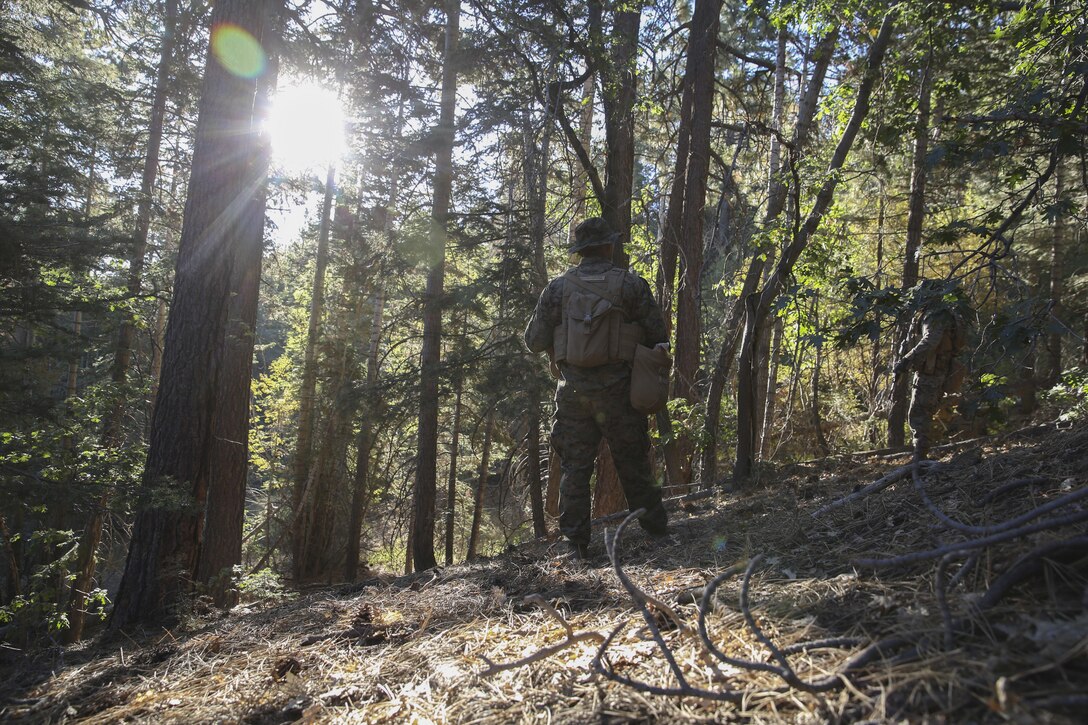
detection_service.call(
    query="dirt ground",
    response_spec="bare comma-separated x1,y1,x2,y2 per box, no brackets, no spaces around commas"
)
2,422,1086,723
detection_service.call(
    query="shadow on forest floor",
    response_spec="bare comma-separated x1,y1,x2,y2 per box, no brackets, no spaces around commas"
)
2,421,1087,723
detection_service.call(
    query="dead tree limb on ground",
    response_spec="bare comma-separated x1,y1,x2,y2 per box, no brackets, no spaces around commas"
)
911,463,1088,536
811,460,941,517
591,511,914,699
476,594,605,677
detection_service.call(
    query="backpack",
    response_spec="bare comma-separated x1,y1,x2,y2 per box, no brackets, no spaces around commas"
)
552,268,642,368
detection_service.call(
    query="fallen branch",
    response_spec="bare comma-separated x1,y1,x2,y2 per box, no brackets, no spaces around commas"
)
591,512,748,702
594,512,904,701
912,463,1088,536
812,461,941,517
476,594,605,677
855,509,1088,568
973,536,1088,612
977,476,1052,505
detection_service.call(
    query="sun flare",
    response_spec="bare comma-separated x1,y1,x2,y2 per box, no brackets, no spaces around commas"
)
266,82,346,174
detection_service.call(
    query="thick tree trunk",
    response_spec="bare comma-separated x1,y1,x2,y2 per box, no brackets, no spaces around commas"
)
412,0,459,572
889,66,932,446
195,29,278,602
109,0,274,630
736,14,895,482
598,4,640,246
671,0,722,486
292,164,336,581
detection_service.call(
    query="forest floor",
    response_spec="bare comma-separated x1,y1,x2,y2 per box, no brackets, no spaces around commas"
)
2,422,1087,724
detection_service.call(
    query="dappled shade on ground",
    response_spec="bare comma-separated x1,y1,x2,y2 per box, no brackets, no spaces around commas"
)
2,422,1086,723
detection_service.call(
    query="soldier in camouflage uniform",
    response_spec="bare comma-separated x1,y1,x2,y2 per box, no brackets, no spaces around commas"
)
894,280,971,458
524,217,669,559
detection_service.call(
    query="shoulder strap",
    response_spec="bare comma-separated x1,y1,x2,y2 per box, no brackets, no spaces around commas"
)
563,269,620,306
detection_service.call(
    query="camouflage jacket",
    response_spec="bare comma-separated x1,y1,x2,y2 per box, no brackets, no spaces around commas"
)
524,257,667,391
899,307,963,376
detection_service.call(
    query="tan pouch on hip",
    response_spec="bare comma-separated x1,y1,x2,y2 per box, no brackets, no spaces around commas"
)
630,344,672,414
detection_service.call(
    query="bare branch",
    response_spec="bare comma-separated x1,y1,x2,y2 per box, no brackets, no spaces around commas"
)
476,595,605,678
811,460,941,517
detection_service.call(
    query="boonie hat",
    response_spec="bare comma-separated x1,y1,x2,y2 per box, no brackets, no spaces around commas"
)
570,217,621,253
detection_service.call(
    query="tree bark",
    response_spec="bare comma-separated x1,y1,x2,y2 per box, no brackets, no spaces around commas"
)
292,163,336,581
1042,159,1069,387
598,3,641,248
412,0,460,572
759,315,784,458
444,375,463,565
109,0,275,629
810,292,831,455
194,36,277,601
889,64,932,446
466,414,493,561
671,0,722,486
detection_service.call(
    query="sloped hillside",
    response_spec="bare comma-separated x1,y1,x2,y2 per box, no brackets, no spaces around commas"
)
3,423,1086,723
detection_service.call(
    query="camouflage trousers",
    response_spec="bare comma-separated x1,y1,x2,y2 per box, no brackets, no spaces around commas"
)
908,373,949,455
549,377,667,547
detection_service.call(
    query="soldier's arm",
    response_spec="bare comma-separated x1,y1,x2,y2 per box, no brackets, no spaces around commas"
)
628,275,668,346
898,314,949,370
524,280,562,353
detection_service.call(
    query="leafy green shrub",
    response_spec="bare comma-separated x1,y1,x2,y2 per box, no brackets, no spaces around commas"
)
1042,368,1088,422
237,567,291,603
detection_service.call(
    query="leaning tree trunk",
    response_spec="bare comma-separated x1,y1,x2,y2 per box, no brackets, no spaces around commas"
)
736,13,895,482
888,64,932,446
109,0,275,630
292,164,336,581
412,0,460,572
700,26,837,484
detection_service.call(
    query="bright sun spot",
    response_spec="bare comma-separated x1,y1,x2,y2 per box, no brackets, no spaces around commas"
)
266,82,346,174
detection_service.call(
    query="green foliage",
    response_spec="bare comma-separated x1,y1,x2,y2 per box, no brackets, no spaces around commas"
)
1041,368,1088,422
237,568,292,603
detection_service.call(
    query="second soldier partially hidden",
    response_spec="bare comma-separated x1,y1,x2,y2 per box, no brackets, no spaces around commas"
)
524,217,670,560
894,279,972,458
